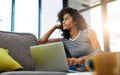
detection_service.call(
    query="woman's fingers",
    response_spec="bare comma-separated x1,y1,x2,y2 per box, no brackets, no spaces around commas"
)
67,57,76,66
67,57,83,66
73,58,82,65
55,24,62,29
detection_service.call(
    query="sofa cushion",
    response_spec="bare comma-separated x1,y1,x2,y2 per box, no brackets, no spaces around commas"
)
0,31,38,71
0,48,23,72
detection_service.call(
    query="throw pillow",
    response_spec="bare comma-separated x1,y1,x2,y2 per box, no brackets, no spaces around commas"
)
0,48,23,72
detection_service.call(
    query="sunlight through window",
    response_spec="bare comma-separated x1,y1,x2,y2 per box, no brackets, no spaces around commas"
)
107,0,120,52
14,0,38,37
0,0,11,31
90,6,104,50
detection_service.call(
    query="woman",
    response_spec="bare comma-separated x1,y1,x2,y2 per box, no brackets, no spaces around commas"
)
39,7,101,71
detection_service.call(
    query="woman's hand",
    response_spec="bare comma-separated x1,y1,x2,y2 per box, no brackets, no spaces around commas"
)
67,57,83,66
54,24,62,29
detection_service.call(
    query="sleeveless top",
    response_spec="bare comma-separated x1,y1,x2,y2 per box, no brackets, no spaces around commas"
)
61,28,95,58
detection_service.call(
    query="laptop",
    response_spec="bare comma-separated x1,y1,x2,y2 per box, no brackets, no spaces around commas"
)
30,42,69,72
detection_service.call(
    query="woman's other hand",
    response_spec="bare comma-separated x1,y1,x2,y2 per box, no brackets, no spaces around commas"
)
67,57,83,66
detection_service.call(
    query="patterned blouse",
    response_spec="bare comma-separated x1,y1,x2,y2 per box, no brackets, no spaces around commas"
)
61,28,95,58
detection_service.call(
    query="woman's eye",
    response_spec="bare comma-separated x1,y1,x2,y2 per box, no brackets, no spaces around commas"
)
65,18,69,20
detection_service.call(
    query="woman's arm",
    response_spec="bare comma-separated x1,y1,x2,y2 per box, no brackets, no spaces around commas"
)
38,24,61,44
88,31,101,50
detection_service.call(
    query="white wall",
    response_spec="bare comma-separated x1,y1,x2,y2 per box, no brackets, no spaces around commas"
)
41,0,63,38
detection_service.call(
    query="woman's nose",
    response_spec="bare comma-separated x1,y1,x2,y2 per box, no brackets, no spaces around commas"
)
62,20,65,24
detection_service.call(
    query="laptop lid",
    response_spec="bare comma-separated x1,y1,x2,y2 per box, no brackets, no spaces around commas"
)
30,42,69,72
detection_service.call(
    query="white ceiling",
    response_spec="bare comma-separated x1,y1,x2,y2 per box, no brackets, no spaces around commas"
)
68,0,115,12
80,0,100,6
68,0,100,10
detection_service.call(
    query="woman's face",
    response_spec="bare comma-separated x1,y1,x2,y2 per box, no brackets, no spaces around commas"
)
62,13,76,30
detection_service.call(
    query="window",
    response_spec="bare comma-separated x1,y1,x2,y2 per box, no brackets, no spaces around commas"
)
107,0,120,52
89,0,120,52
0,0,63,39
41,0,63,38
0,0,12,31
14,0,39,37
90,6,104,50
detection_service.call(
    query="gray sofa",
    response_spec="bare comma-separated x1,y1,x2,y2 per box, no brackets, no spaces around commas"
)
0,31,68,75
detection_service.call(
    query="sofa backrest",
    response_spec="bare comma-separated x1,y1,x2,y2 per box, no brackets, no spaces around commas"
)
0,31,38,71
